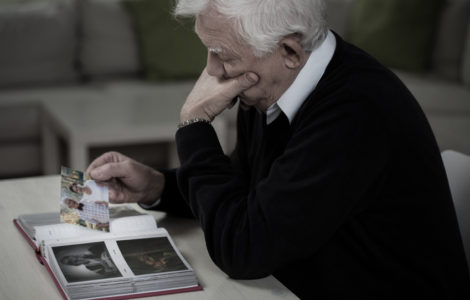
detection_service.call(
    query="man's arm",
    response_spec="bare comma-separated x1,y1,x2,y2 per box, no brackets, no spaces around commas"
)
141,169,194,218
86,153,194,217
175,98,389,279
87,152,165,205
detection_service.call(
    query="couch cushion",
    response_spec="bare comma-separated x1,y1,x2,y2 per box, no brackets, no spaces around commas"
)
0,0,78,87
123,0,206,80
349,0,444,72
431,0,470,81
79,0,141,78
462,16,470,87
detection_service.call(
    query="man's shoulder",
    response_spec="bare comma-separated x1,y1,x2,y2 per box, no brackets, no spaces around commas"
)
301,36,416,118
328,35,409,97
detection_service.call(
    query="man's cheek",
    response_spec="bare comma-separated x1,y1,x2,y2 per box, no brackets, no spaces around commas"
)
240,82,261,98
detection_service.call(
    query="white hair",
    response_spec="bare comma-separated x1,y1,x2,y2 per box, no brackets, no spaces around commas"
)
174,0,328,57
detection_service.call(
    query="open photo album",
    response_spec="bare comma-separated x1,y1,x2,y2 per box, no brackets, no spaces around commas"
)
14,206,201,300
14,166,201,300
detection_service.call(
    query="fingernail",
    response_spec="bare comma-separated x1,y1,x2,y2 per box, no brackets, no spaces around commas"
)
247,73,258,83
90,169,98,179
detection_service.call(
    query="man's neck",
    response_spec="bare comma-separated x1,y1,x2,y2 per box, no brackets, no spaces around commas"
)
269,52,311,108
265,30,337,124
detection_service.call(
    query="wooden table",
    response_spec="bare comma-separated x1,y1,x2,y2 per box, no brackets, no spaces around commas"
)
0,175,298,300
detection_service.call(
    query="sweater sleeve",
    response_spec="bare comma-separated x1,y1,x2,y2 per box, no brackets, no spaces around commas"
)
141,169,194,218
175,98,389,279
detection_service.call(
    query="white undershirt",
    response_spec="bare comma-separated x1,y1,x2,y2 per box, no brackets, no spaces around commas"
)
266,30,336,125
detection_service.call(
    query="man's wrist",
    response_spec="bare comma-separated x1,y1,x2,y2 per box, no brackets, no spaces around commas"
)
177,118,211,129
138,198,161,209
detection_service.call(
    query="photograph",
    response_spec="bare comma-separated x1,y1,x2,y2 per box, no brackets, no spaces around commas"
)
53,242,122,283
117,237,187,275
60,166,110,232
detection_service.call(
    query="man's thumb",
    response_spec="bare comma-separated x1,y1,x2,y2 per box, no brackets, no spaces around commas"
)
239,72,259,89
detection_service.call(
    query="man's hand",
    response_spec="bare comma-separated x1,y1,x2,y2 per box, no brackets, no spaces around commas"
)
180,68,259,122
86,151,164,205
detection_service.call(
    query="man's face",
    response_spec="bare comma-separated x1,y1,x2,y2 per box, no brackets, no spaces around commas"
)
195,8,294,112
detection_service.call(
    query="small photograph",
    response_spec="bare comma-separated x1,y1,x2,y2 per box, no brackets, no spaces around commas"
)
60,166,110,232
53,242,122,283
117,237,187,275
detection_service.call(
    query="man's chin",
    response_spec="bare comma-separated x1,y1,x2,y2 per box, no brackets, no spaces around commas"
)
238,95,253,111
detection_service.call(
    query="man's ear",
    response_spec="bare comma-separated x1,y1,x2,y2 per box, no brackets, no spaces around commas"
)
279,35,306,69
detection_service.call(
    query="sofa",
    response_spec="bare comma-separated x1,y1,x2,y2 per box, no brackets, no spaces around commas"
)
0,0,208,178
326,0,470,156
0,0,469,179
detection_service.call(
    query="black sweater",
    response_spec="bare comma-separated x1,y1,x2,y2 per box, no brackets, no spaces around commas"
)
158,35,470,298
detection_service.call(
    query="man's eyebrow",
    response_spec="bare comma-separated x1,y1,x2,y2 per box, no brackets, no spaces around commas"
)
208,47,224,54
208,47,241,61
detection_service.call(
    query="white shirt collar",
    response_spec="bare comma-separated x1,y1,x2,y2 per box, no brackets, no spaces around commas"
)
266,30,336,124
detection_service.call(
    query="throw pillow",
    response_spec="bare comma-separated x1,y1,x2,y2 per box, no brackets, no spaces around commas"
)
0,0,78,87
79,0,141,78
123,0,206,81
348,0,445,72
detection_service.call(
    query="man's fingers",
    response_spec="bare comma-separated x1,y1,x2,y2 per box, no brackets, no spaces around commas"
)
224,72,258,102
89,161,129,181
230,72,258,92
107,181,129,204
86,153,114,176
109,189,124,203
86,152,128,177
239,72,259,89
181,69,259,121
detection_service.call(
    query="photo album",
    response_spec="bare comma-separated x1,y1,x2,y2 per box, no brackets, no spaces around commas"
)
13,167,201,300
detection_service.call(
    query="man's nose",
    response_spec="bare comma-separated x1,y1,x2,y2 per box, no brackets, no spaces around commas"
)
206,52,225,78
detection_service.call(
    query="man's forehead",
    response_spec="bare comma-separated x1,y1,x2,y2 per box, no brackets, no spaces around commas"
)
195,9,238,43
196,19,245,59
196,29,236,57
195,14,227,42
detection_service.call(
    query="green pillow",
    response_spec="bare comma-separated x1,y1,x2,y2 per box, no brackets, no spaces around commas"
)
123,0,206,80
348,0,444,72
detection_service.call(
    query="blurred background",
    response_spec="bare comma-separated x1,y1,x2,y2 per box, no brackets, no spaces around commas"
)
0,0,469,179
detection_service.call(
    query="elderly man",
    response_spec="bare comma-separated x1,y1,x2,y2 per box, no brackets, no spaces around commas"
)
86,0,470,298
